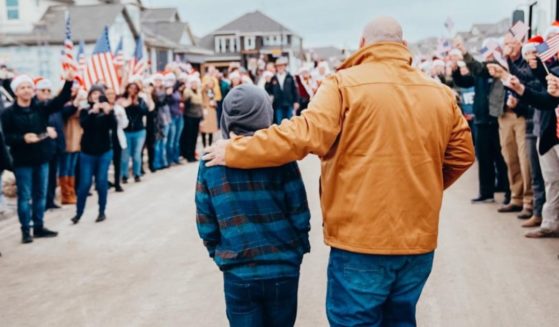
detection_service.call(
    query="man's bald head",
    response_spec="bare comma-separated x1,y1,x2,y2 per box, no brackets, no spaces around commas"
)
361,16,404,47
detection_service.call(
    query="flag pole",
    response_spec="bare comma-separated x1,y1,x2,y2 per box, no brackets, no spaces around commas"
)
539,56,551,75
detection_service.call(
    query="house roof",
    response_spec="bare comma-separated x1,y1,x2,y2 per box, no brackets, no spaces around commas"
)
143,22,190,44
141,8,180,22
0,4,137,46
199,10,298,50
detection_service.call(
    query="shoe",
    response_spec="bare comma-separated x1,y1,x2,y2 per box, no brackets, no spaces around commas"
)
46,203,62,210
134,176,141,183
71,216,81,224
96,214,106,223
522,216,542,228
115,185,124,192
498,204,523,213
471,195,495,204
33,227,58,238
122,178,128,184
21,229,33,244
517,209,533,219
525,228,559,238
108,181,115,189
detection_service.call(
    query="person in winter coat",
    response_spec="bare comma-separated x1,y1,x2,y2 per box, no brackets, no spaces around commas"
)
152,74,173,170
121,82,149,183
105,87,129,191
265,57,300,124
182,78,203,162
1,70,75,244
203,17,475,326
71,86,117,224
59,83,85,205
200,80,218,147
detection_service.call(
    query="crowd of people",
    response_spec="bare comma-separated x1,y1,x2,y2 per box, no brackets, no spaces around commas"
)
416,23,559,239
0,54,332,246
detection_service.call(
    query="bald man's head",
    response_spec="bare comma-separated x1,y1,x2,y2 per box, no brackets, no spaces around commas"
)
360,16,404,48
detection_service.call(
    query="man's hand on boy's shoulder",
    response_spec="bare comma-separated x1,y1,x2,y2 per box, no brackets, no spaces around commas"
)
203,139,230,167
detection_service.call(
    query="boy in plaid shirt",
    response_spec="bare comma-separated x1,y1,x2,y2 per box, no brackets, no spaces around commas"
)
196,85,310,327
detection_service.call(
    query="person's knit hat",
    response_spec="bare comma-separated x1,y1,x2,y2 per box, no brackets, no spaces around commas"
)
10,74,34,92
163,72,176,87
88,84,106,99
522,35,544,58
221,84,273,139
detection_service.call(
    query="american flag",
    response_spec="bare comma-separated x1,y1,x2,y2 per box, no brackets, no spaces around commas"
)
444,17,454,32
536,35,559,61
77,40,86,72
113,36,124,67
84,26,119,90
436,38,451,57
62,11,78,72
510,21,529,41
129,36,148,77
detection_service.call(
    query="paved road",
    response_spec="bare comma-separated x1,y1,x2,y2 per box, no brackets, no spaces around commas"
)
0,157,558,327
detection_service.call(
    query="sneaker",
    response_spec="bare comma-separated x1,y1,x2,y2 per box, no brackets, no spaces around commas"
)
525,228,559,238
46,203,62,210
471,195,495,204
33,227,58,238
96,214,106,223
517,209,533,219
134,176,141,183
115,185,124,193
498,204,523,213
122,178,128,184
521,216,542,228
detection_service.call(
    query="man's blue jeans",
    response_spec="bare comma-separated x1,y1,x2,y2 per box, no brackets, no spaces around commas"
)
223,273,299,327
327,248,434,327
154,124,170,169
166,116,184,164
274,105,293,125
76,151,112,217
14,163,49,230
121,130,146,179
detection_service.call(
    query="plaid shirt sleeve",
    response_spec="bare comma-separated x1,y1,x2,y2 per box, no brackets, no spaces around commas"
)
283,163,311,252
195,164,220,258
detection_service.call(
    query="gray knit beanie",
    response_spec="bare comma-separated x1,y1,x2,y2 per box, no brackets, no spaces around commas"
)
221,84,274,139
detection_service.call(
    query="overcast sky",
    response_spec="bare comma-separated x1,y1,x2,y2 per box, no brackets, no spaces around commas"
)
144,0,525,48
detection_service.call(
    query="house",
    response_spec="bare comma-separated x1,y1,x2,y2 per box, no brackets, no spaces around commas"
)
141,7,211,72
198,10,304,71
0,0,142,80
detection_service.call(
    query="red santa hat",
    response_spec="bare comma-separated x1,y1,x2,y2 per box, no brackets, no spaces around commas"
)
522,35,544,58
546,21,559,39
10,74,34,92
34,77,53,91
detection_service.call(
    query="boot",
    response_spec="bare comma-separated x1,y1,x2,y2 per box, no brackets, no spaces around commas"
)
21,228,33,244
96,214,106,223
522,216,542,228
67,177,77,204
60,177,72,205
33,226,58,238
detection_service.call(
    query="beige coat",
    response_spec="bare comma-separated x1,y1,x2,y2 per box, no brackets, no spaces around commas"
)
199,90,218,134
64,110,83,153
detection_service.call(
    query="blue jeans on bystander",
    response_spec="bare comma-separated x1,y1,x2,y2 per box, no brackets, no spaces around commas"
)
154,124,170,169
14,163,49,230
167,116,184,164
76,151,113,217
223,273,299,327
326,248,434,327
59,152,79,177
274,105,293,125
121,130,146,179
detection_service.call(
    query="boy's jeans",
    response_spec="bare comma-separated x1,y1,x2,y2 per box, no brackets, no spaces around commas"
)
327,248,434,327
14,163,49,230
223,273,299,327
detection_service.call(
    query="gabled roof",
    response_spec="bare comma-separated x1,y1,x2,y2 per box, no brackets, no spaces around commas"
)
143,22,191,44
211,10,295,35
0,4,137,45
141,8,180,23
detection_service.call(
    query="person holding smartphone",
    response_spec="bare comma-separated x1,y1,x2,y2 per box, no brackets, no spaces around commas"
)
71,85,117,224
1,69,75,244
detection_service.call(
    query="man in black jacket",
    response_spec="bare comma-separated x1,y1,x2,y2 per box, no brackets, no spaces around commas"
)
452,41,510,205
1,70,74,244
265,57,300,124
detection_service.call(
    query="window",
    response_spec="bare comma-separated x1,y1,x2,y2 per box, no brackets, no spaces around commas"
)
6,0,19,20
